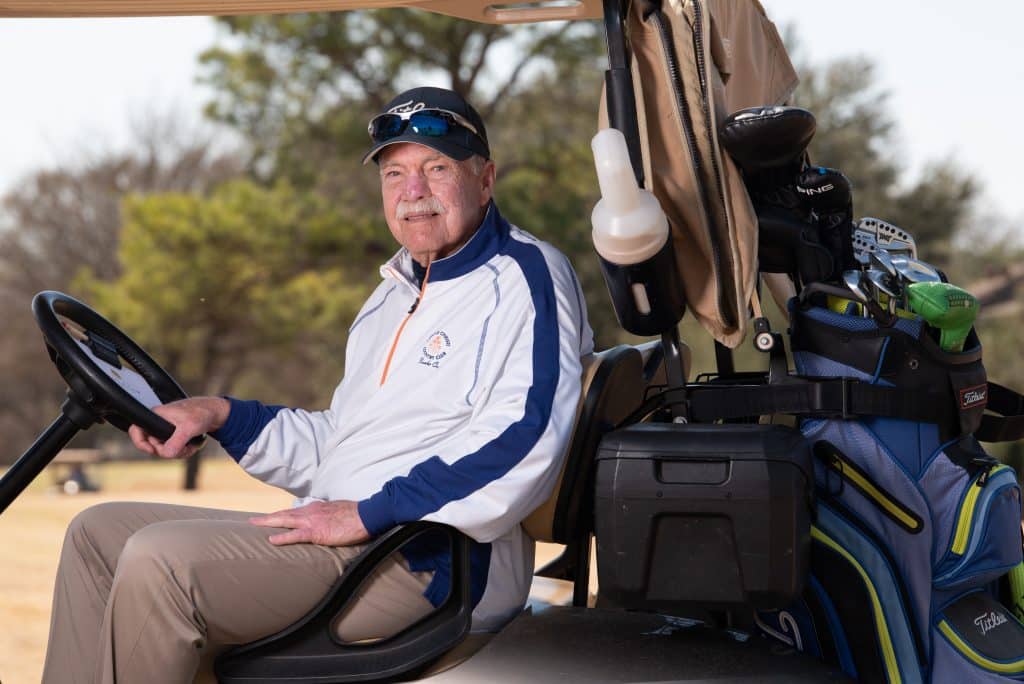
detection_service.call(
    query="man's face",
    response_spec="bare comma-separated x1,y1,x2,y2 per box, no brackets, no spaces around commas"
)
379,142,496,266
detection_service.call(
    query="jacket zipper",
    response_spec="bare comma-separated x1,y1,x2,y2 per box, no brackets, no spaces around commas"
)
379,261,431,386
649,1,736,328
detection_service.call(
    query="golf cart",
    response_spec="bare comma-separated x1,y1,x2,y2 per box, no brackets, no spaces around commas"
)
4,1,984,683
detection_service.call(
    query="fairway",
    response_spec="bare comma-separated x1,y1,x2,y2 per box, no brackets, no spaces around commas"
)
0,456,569,683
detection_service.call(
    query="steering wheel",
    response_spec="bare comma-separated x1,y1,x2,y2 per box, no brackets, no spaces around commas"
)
33,290,191,439
0,291,197,515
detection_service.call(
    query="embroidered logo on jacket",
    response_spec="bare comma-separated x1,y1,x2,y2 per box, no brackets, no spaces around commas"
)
419,331,452,368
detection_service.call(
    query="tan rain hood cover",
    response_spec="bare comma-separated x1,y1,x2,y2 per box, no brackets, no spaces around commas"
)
617,0,797,347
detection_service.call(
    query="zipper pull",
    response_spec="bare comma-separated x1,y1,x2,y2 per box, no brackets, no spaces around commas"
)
972,456,999,486
408,298,420,315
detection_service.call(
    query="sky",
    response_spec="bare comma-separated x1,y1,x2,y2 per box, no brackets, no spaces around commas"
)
0,16,220,187
768,0,1024,228
0,1,1022,230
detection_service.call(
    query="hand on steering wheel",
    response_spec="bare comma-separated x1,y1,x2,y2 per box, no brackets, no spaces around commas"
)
128,396,230,459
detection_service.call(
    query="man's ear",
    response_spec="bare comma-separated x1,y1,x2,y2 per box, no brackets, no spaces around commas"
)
479,159,497,206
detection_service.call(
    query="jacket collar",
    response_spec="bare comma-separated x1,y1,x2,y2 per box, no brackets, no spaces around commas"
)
380,201,509,287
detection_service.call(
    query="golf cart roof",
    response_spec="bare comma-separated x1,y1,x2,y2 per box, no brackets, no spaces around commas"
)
0,0,599,23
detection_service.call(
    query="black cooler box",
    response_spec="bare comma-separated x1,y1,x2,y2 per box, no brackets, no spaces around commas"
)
594,423,813,613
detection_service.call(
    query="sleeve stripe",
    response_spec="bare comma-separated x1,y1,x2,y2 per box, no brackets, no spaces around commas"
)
358,238,560,535
210,397,287,461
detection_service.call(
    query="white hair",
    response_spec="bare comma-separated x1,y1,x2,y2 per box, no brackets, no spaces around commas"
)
466,154,488,176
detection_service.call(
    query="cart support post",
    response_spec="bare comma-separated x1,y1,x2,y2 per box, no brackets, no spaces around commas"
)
602,0,643,188
0,393,97,515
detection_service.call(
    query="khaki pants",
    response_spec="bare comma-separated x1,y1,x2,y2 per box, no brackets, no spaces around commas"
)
42,501,435,684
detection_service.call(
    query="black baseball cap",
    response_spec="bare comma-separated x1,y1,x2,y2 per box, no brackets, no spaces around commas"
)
363,86,490,165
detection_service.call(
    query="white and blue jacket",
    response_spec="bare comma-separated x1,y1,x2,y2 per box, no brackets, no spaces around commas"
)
211,203,593,631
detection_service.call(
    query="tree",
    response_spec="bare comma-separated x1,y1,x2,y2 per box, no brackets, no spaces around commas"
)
0,117,241,465
199,12,603,191
80,179,381,404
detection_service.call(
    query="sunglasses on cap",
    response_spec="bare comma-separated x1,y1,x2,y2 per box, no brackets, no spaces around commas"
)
367,108,482,144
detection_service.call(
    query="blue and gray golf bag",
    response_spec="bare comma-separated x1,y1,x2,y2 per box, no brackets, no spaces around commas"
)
755,302,1024,683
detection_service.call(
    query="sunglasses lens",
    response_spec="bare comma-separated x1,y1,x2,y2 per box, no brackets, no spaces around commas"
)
369,109,478,151
371,114,405,142
408,111,452,137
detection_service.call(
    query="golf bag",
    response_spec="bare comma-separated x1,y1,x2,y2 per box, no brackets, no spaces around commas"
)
757,301,1024,683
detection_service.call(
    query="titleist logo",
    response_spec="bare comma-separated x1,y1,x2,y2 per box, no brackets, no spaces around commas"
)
960,385,988,409
387,100,426,114
975,610,1008,636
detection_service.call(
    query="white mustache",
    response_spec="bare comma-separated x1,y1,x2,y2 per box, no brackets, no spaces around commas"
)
397,197,446,220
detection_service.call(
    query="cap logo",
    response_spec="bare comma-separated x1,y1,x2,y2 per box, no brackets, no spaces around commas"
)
387,100,426,115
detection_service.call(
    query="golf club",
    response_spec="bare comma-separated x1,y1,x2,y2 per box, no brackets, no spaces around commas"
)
866,268,901,315
891,255,942,284
870,249,899,278
852,229,879,265
841,269,870,316
857,217,917,258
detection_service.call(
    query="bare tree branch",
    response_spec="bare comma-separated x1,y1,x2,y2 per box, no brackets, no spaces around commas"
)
481,24,573,121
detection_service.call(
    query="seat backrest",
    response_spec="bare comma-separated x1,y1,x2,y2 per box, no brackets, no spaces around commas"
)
522,344,650,544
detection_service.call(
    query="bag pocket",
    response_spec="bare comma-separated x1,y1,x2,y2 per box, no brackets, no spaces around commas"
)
812,503,925,683
816,440,924,534
931,589,1024,681
934,465,1022,591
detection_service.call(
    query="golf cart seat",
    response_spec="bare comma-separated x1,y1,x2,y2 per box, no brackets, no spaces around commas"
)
215,342,658,683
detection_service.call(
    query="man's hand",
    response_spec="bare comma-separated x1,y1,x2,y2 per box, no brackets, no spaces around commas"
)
249,500,371,547
128,396,230,460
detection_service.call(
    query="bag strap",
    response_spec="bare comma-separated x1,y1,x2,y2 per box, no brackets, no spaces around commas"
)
621,377,956,428
976,382,1024,442
690,378,957,424
623,378,1024,443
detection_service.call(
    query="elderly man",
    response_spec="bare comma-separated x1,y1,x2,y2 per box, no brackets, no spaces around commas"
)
42,86,593,683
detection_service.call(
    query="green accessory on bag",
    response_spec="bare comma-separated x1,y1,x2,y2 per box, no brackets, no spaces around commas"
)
906,282,979,353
